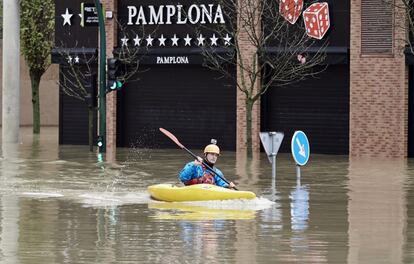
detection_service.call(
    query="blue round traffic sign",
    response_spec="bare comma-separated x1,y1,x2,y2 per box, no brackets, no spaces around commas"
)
291,131,310,166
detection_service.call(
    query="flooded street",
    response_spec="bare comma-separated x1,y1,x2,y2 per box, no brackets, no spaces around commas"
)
0,127,413,263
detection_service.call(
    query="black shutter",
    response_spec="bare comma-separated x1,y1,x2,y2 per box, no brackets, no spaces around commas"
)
117,65,237,151
261,65,350,155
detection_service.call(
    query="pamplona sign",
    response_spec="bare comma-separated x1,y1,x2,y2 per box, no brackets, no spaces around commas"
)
156,56,189,64
118,2,232,65
60,2,232,65
127,4,225,25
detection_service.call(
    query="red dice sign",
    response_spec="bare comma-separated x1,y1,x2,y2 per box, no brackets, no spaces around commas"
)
279,0,304,24
303,2,330,40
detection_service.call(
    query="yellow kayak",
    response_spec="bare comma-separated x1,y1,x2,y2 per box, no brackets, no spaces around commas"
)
147,183,256,202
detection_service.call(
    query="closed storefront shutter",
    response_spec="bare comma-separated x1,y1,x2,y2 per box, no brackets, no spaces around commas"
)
59,67,97,145
117,65,236,151
261,65,350,154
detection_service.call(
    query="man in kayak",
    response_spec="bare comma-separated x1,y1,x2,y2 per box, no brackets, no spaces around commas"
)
179,140,236,189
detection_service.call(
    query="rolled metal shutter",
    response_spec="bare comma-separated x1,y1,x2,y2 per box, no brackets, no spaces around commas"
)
361,0,393,55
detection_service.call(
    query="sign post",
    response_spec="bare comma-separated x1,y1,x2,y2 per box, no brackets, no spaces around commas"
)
291,131,310,181
260,132,284,181
94,0,106,155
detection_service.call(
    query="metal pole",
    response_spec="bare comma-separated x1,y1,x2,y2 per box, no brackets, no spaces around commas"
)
270,131,277,185
271,154,276,182
296,165,301,184
2,0,20,143
95,0,106,153
271,153,276,200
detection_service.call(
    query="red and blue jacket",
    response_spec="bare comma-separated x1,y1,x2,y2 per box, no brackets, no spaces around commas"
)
179,161,229,188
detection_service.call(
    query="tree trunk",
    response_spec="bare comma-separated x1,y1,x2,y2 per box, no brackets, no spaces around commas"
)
245,98,254,157
88,107,94,152
30,70,42,134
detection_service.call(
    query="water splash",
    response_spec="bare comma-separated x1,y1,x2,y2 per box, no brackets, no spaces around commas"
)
20,192,64,198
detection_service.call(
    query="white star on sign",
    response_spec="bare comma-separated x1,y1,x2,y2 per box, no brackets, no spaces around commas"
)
223,34,232,46
121,36,129,46
133,35,141,46
74,56,80,64
197,34,205,46
184,34,192,46
171,34,179,46
61,8,73,26
158,34,166,46
67,55,73,64
210,34,218,46
146,35,154,46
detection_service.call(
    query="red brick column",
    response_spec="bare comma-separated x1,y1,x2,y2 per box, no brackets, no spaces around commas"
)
236,0,261,157
350,0,408,158
102,0,117,162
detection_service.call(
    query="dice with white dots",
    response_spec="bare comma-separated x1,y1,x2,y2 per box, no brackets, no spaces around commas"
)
303,2,330,40
279,0,303,24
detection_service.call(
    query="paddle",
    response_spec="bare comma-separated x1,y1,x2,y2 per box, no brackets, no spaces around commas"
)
159,127,237,190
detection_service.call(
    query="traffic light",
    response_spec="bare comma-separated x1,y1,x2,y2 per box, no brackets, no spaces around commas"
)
106,80,123,92
97,135,104,152
106,58,123,93
84,73,97,108
107,58,118,80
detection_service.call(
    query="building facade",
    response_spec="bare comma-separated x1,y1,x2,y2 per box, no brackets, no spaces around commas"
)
52,0,413,158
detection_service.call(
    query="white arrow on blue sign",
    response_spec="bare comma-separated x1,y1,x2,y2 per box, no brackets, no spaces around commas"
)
291,131,310,166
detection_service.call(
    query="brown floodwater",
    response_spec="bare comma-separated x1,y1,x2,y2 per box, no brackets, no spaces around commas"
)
0,127,413,263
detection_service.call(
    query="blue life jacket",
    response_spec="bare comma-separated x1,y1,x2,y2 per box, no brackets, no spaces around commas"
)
179,161,228,188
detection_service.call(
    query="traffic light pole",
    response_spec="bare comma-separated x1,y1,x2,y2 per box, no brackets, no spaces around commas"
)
95,0,106,153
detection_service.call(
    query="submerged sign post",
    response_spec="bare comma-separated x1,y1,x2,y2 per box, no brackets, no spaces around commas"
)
291,131,310,180
260,132,284,180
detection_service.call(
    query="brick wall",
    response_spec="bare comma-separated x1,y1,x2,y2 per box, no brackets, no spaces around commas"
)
350,0,408,157
236,0,261,156
103,0,118,162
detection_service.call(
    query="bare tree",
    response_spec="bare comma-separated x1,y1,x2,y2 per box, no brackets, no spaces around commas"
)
57,47,98,151
197,0,327,156
404,0,414,53
57,43,142,151
381,0,413,53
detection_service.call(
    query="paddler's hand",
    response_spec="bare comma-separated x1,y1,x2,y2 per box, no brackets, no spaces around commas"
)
229,182,237,190
194,156,203,166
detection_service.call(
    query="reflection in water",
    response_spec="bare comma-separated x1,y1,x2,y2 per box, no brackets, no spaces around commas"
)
178,220,223,263
290,182,309,232
288,177,315,262
261,196,282,230
0,143,20,264
94,208,119,263
148,202,256,220
347,159,407,264
235,153,261,192
290,187,313,261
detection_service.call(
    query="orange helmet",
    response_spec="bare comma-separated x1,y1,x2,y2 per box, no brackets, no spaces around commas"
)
204,139,220,155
